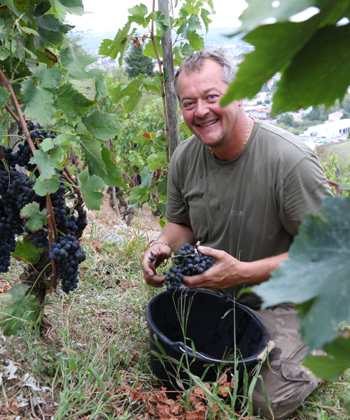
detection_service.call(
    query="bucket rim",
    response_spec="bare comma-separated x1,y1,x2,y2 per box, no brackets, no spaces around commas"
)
145,288,272,365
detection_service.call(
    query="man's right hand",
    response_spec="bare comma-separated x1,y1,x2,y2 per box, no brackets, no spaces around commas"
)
141,242,172,287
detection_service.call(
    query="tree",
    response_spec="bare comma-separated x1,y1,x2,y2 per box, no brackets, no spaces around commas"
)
278,113,293,126
124,44,155,79
221,0,350,385
342,95,350,114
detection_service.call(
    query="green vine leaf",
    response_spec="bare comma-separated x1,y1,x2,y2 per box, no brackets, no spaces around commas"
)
303,336,350,380
188,31,205,50
82,111,123,141
55,0,84,15
21,78,56,124
237,0,322,33
29,63,62,90
122,74,145,113
221,0,350,115
128,4,151,28
33,175,61,196
70,78,96,101
56,84,95,120
78,170,104,210
152,11,169,37
101,146,124,188
21,203,47,231
30,148,64,179
99,21,135,66
12,236,42,265
272,23,350,115
0,86,10,109
35,14,73,47
200,8,212,33
0,284,38,336
254,197,350,350
147,152,166,171
177,16,201,39
143,36,162,59
41,133,79,152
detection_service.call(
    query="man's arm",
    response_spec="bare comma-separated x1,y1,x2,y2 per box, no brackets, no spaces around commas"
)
141,221,196,287
182,246,288,290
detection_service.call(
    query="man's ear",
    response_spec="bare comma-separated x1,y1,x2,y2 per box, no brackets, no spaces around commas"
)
237,99,244,107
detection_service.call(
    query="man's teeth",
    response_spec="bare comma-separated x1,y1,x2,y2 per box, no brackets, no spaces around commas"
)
200,120,218,127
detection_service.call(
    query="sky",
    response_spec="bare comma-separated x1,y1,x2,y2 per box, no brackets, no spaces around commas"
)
66,0,248,33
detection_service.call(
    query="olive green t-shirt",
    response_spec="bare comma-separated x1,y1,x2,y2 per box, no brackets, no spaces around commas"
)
166,119,332,305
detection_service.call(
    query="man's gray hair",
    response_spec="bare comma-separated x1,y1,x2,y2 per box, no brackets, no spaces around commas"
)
174,49,236,102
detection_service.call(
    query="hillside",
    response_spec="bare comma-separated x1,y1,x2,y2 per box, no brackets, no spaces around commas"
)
320,140,350,163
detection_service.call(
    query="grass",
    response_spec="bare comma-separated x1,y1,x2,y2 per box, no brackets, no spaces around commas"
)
0,218,349,419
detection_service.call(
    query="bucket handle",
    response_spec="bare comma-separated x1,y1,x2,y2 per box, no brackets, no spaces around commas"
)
177,343,221,363
256,340,275,363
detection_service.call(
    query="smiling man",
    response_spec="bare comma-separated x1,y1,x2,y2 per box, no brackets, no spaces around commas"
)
141,49,332,419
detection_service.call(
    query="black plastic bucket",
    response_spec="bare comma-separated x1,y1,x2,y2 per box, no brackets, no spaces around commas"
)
145,289,274,391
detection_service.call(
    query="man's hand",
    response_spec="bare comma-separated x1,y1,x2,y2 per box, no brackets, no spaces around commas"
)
181,246,288,290
182,246,246,290
141,243,172,287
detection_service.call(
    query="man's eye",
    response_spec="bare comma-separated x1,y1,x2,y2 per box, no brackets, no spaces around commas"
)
183,102,194,108
208,94,217,100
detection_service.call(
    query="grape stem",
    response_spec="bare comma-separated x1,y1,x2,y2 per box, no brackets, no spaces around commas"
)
62,164,84,204
4,103,19,122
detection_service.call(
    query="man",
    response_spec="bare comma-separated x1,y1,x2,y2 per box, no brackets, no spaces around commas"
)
141,49,332,419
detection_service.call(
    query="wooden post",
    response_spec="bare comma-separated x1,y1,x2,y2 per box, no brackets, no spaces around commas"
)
158,0,180,158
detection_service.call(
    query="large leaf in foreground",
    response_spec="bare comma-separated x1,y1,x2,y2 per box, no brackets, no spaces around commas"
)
221,0,350,114
254,197,350,350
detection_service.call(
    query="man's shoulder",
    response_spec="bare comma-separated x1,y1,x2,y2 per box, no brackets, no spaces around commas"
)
172,135,203,159
254,119,316,157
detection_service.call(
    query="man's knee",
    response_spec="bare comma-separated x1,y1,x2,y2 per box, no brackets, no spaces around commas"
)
252,361,320,420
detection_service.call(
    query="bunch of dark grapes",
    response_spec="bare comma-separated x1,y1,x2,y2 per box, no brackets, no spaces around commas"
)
16,120,56,173
49,232,82,293
163,243,214,291
0,121,82,293
28,229,49,249
0,210,17,273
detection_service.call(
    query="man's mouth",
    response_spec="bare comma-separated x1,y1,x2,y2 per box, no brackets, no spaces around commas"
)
198,119,219,127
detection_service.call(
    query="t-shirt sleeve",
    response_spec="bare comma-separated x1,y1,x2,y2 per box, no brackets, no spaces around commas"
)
278,156,333,236
165,154,189,223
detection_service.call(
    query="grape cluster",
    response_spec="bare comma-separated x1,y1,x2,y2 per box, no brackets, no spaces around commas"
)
164,243,214,291
0,120,82,293
49,233,82,292
0,210,17,272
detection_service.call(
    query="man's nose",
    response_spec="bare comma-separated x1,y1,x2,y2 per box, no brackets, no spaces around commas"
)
195,99,210,118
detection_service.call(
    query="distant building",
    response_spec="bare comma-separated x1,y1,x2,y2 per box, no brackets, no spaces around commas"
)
247,108,271,120
327,111,343,122
304,119,350,138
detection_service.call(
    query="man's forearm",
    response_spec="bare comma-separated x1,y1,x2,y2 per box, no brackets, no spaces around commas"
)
240,252,289,285
154,221,195,253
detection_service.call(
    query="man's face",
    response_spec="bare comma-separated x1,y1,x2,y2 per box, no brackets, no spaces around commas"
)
177,59,241,148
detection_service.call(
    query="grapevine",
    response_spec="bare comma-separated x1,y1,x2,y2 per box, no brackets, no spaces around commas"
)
0,121,85,294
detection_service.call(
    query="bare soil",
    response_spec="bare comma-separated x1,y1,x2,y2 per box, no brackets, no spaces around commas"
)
84,191,162,241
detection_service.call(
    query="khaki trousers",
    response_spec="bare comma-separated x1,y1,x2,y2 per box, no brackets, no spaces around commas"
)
252,304,320,420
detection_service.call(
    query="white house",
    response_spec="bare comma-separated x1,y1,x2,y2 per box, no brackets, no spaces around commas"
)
304,119,350,138
328,111,343,122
